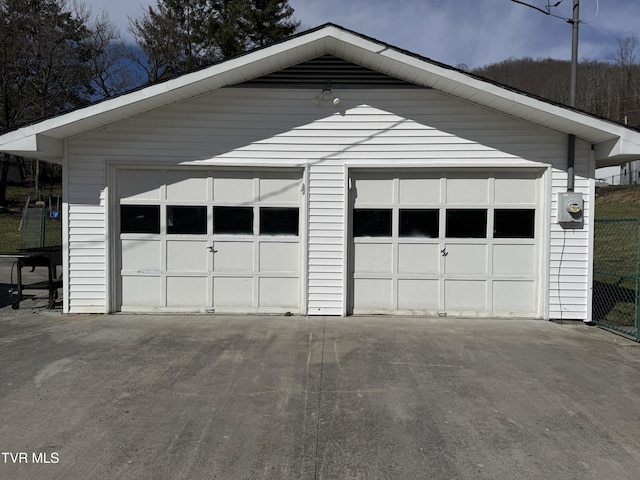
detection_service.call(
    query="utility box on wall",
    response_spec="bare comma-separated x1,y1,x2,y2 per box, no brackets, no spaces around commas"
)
558,192,584,224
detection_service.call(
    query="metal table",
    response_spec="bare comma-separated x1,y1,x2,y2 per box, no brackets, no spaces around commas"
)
0,246,62,309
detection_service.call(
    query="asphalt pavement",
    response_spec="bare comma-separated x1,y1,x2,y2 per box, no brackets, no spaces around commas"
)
0,309,639,480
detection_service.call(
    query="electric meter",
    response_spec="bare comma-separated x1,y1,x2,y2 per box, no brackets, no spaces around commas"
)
558,192,584,224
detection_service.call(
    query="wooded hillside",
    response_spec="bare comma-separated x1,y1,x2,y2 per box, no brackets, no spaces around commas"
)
473,38,640,129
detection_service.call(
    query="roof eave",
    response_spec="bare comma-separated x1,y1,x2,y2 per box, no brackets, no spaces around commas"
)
0,29,334,147
594,134,640,167
0,133,64,163
1,24,640,167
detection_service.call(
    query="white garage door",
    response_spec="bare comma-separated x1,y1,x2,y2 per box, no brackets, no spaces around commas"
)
350,170,542,317
116,169,302,313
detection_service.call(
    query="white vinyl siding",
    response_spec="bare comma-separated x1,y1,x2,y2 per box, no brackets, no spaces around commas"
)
307,161,345,315
548,151,592,319
65,156,107,313
66,87,592,318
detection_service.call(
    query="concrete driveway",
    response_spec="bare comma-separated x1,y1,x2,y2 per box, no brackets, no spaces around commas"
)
1,311,639,480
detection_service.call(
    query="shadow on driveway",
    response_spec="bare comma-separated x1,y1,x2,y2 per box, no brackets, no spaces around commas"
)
0,282,14,308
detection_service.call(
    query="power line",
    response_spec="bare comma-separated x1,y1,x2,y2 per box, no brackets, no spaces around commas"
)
511,0,551,15
511,0,569,20
511,0,600,24
580,0,599,24
511,0,580,106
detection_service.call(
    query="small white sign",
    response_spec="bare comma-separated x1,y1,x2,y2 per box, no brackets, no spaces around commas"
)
136,269,161,275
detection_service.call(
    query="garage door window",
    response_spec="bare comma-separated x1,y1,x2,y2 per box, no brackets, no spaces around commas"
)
353,209,392,237
167,206,207,234
446,209,487,238
260,207,299,236
213,206,253,234
121,205,160,234
399,209,439,238
494,209,535,238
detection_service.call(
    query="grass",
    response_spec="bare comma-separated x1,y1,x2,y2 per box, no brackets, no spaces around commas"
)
594,186,640,279
0,184,62,252
0,214,22,252
593,186,640,333
595,185,640,219
593,220,638,277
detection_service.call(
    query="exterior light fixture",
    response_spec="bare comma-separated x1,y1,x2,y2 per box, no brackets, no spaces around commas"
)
313,83,340,105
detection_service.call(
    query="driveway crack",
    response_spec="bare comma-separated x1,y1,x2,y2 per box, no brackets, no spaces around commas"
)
313,318,326,480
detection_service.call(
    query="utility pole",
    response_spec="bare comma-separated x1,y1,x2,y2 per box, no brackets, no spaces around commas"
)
567,0,580,191
568,0,580,107
511,0,581,191
511,0,581,107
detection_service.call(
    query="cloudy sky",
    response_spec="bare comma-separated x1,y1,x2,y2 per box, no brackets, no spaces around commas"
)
90,0,638,69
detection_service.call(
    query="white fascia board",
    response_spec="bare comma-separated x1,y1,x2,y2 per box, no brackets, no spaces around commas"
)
594,134,640,167
0,34,331,150
0,133,64,163
3,24,640,166
0,89,178,154
376,46,640,149
325,27,391,55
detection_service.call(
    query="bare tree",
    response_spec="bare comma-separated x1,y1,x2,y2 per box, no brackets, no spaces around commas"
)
84,7,142,98
473,50,640,130
613,36,639,125
0,0,131,204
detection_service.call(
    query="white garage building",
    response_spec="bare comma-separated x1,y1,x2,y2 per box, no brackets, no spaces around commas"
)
2,24,640,320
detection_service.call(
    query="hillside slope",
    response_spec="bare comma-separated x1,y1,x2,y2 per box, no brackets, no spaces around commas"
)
473,57,640,129
595,186,640,219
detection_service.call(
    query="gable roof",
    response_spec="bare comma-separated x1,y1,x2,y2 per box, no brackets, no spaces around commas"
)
1,23,638,166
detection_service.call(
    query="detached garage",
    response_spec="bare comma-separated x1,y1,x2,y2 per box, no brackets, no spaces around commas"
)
2,24,640,321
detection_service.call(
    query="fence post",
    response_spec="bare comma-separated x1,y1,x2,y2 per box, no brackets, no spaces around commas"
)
40,206,46,248
636,219,640,335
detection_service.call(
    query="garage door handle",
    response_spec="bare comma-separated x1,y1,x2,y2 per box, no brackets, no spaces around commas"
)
441,248,448,257
207,247,217,253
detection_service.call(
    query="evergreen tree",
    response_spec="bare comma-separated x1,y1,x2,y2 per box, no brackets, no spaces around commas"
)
130,0,300,83
130,0,213,83
209,0,250,60
245,0,299,48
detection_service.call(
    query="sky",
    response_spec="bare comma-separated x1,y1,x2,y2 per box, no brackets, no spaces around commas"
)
88,0,640,69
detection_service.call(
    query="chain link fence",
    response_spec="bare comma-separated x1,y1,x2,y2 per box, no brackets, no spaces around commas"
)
593,219,640,340
19,205,62,250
